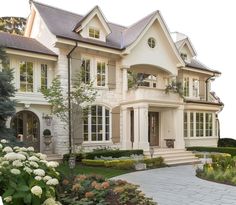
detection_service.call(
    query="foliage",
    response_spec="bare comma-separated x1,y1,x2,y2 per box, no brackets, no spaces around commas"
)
165,80,183,97
140,157,165,169
195,152,231,159
41,71,97,125
57,174,157,205
43,129,51,136
63,153,85,163
85,149,143,159
82,159,105,167
0,139,60,205
0,47,16,141
218,138,236,147
57,163,130,179
0,17,26,35
187,146,236,156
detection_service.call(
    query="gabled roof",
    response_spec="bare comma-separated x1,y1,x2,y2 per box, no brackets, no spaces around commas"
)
0,32,57,56
185,58,221,74
175,37,197,57
73,5,111,35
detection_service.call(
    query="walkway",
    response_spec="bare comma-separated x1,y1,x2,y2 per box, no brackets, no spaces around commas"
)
113,165,236,205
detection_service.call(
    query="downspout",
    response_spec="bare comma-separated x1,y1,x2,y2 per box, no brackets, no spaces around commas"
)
67,42,78,154
205,74,215,101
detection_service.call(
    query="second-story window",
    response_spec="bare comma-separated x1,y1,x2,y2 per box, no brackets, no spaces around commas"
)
41,64,48,90
183,77,189,97
181,53,187,60
89,28,100,39
81,59,90,84
97,61,106,87
193,79,199,97
20,61,33,92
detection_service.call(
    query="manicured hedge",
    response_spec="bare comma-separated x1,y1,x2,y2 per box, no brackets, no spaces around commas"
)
187,146,236,156
63,153,84,162
85,149,143,159
141,157,165,168
82,159,105,166
218,138,236,147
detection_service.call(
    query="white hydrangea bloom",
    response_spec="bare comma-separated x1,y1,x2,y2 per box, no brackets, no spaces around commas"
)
19,147,27,152
35,176,42,181
33,169,45,177
47,161,59,168
1,161,9,166
29,156,40,162
23,166,33,174
0,144,3,149
27,147,34,152
31,186,42,198
46,178,59,186
29,161,39,168
12,160,23,167
10,168,21,175
3,146,13,153
1,139,7,143
13,146,20,150
43,175,52,181
43,198,58,205
4,153,26,161
4,196,12,203
37,153,47,160
17,151,29,158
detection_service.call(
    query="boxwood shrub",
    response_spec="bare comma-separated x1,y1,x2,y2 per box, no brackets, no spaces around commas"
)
187,146,236,156
85,149,143,159
218,138,236,147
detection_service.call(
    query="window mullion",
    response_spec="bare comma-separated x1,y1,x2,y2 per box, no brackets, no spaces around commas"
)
88,111,91,142
102,106,105,141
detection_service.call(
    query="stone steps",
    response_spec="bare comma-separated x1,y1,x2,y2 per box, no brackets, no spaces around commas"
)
46,154,63,162
144,148,201,166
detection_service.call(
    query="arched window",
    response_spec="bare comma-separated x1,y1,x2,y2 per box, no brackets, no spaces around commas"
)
83,105,111,142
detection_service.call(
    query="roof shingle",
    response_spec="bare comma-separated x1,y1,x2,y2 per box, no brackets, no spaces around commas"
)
0,32,57,56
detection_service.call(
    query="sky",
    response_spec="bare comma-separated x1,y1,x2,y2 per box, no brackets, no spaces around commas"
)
0,0,235,138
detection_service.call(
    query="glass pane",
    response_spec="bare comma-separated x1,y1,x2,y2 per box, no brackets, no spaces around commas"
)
98,134,102,141
91,106,96,116
98,117,102,124
105,109,109,117
97,106,102,116
92,125,96,132
20,84,26,92
105,133,109,141
91,117,96,124
91,134,96,141
84,134,88,141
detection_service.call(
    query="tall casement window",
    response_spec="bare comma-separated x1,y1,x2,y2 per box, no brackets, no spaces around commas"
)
83,105,110,142
20,61,33,92
41,64,48,89
89,28,100,39
205,113,213,136
190,112,194,137
97,61,106,87
81,59,90,84
192,79,199,97
196,113,204,137
184,112,188,137
183,77,189,97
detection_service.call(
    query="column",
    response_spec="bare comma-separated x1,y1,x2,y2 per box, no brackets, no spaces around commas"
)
121,66,129,100
121,107,132,149
133,104,149,151
173,106,185,149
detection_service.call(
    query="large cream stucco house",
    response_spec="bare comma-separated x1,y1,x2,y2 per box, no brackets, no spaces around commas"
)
0,2,223,162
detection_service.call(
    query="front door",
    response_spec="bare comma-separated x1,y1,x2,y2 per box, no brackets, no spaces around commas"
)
148,112,159,146
11,111,40,151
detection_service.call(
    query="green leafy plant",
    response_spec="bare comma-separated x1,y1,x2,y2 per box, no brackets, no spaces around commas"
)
165,80,183,97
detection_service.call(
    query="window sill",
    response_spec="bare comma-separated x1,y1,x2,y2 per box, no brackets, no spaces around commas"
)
184,136,218,139
82,141,112,145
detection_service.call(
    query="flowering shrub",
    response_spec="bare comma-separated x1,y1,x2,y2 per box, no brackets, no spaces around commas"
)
58,174,157,205
196,154,236,186
0,139,60,205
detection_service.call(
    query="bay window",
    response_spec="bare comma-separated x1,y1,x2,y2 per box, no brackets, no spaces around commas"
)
83,105,111,142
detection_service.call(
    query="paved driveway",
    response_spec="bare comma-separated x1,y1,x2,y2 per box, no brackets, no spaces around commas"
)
113,165,236,205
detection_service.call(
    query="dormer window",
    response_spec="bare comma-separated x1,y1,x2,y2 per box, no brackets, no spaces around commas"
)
181,53,188,60
89,27,100,39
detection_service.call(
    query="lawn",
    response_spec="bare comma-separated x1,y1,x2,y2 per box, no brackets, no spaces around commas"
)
57,163,132,178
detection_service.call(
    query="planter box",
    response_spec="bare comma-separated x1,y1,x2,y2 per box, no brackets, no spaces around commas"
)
135,163,146,171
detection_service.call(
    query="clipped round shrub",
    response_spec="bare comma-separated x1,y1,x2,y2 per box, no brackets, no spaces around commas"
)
43,129,51,136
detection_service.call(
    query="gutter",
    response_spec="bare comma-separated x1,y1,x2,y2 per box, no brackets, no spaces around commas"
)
66,42,78,155
205,74,215,101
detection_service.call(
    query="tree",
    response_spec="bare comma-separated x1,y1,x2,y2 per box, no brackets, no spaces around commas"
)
41,71,97,146
0,47,16,139
0,17,26,35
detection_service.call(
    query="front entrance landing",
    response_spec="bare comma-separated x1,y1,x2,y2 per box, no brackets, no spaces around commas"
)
113,165,236,205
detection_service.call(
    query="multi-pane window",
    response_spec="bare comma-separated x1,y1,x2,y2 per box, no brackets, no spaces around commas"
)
89,28,100,39
148,37,156,48
205,113,213,136
81,59,90,84
196,113,204,137
181,53,187,60
41,64,48,89
184,112,187,137
190,112,194,137
97,61,106,86
20,61,33,92
183,77,189,97
192,79,199,97
83,105,110,142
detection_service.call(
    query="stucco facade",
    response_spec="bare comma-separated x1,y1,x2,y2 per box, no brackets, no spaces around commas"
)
1,2,223,155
